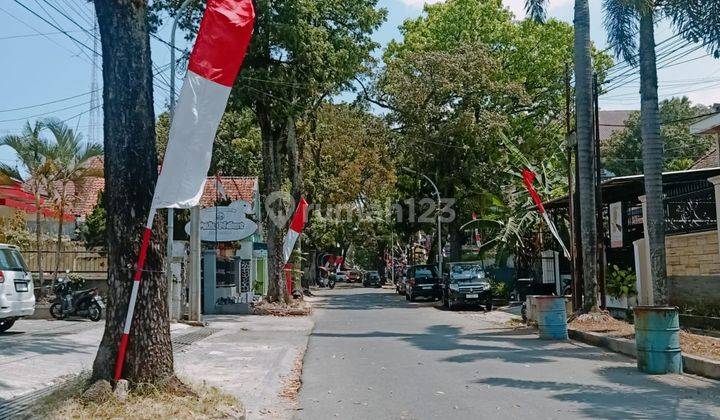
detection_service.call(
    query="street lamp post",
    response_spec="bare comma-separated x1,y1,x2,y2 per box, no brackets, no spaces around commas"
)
402,167,442,278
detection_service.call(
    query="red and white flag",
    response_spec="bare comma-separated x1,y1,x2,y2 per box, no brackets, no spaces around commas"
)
152,0,255,209
283,198,309,264
521,169,570,259
215,173,228,201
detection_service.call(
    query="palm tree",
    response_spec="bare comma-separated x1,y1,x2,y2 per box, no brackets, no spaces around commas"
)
43,119,103,282
525,0,598,311
0,121,55,296
603,0,720,305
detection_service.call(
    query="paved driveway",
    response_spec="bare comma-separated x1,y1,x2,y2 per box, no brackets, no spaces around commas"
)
298,287,720,420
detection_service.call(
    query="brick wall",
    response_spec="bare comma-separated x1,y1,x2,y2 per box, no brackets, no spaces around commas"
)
665,231,720,277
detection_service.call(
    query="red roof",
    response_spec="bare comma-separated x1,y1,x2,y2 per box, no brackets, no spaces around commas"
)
0,181,75,222
200,176,257,208
27,156,257,216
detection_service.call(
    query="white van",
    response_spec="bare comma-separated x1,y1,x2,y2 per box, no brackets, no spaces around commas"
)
0,244,35,333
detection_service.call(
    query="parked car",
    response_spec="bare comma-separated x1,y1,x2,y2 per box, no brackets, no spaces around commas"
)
363,271,382,288
0,245,35,333
443,262,492,311
347,270,361,283
335,271,348,282
405,264,442,302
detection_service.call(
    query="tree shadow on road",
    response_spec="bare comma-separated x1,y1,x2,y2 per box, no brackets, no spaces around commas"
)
313,322,623,366
477,366,720,419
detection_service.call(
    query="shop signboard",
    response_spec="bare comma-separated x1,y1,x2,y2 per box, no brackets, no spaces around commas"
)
185,200,257,242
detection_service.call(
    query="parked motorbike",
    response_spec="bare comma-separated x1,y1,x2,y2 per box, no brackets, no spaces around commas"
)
318,275,336,289
50,276,104,321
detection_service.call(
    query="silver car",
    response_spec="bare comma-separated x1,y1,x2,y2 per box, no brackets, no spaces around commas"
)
0,245,35,333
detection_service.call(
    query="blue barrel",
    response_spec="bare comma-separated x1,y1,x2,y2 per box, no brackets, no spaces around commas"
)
634,306,682,374
536,296,568,340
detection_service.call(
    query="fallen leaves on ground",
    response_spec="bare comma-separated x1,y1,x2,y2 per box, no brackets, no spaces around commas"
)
253,299,312,316
570,313,720,361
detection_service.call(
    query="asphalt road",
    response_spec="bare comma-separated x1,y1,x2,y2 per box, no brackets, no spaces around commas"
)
298,286,720,420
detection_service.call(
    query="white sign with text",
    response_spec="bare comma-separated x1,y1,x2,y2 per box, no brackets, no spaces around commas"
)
185,200,257,242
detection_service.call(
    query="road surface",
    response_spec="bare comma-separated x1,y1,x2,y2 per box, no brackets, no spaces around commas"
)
298,287,720,420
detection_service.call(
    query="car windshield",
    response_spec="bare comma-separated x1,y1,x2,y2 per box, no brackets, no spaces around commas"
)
414,267,437,278
450,264,484,282
0,248,28,271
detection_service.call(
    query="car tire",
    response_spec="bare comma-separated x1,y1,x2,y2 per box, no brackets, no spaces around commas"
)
50,302,66,320
409,293,416,302
485,300,493,312
443,295,449,308
0,318,16,333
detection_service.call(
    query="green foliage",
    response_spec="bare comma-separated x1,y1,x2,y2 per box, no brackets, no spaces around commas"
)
0,213,39,250
156,110,262,177
602,98,713,176
79,191,107,251
490,279,510,301
606,264,637,297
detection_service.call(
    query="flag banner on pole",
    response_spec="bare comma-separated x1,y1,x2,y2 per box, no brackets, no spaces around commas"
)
521,169,571,259
283,198,309,264
215,173,228,201
115,0,255,381
152,0,255,209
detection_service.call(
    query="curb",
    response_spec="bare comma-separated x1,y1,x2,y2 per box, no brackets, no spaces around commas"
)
568,328,720,380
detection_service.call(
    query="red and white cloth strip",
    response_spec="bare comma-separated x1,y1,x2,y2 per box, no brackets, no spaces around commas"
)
114,0,255,381
215,173,228,201
521,169,571,259
282,198,309,264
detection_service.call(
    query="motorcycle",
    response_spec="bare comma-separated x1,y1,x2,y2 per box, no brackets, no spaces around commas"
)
50,276,104,322
318,274,336,289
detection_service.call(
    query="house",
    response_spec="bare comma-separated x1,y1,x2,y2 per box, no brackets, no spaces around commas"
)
690,105,720,170
70,157,259,217
0,180,75,235
539,167,720,310
598,110,634,142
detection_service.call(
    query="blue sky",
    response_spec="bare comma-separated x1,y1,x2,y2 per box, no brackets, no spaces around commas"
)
1,0,719,167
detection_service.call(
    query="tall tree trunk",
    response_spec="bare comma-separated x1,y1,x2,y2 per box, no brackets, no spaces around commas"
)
287,116,306,296
92,0,173,384
639,9,668,305
35,191,44,298
573,0,598,312
258,104,289,304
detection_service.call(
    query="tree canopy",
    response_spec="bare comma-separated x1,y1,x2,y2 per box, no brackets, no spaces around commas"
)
602,97,713,176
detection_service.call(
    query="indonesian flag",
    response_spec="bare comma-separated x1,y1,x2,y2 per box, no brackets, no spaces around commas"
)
152,0,255,209
521,169,570,259
283,198,309,264
215,173,228,201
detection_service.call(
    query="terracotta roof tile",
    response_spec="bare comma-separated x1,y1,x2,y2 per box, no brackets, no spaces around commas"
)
200,176,257,208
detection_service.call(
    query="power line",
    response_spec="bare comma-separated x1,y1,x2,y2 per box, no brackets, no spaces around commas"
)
0,29,87,40
0,90,96,113
0,100,92,123
13,0,99,57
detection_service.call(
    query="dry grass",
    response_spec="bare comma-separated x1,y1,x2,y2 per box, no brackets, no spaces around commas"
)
35,373,244,420
253,299,311,316
570,313,720,361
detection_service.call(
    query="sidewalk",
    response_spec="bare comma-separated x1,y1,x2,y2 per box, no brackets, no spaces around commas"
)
175,314,314,419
